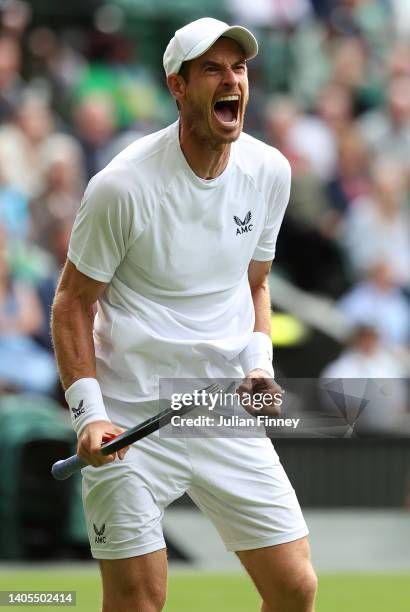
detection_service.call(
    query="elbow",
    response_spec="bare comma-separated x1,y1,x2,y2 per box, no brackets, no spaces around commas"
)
51,294,68,338
250,277,269,295
51,292,68,323
51,292,93,332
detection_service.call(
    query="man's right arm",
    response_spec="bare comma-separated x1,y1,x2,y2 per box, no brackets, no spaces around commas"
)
52,260,128,466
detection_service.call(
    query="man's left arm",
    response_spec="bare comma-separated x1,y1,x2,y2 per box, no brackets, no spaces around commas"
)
237,259,283,415
249,259,272,337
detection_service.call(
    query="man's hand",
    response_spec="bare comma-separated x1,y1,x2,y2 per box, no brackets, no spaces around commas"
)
236,368,283,417
77,420,130,467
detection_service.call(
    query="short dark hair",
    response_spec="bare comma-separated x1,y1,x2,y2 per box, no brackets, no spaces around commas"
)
178,61,191,81
175,61,191,110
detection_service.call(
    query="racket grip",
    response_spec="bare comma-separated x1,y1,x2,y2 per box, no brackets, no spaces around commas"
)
51,454,88,480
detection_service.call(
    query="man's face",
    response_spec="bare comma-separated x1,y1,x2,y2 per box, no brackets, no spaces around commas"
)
178,37,249,144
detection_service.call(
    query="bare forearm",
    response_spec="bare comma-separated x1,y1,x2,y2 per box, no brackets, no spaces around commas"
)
51,294,97,390
252,277,271,336
52,291,127,465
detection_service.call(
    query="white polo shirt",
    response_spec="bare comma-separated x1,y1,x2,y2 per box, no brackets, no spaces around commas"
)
68,120,291,402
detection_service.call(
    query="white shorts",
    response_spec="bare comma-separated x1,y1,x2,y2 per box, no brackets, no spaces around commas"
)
82,398,309,559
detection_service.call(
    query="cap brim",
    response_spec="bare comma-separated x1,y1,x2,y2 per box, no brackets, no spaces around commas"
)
184,24,258,65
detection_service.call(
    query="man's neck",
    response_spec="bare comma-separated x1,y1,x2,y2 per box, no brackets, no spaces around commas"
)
179,121,231,180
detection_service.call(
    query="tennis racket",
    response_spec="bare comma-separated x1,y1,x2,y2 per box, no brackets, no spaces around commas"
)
51,383,220,480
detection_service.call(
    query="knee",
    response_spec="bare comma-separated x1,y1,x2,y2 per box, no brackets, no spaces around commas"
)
271,564,318,608
296,566,318,603
104,578,166,612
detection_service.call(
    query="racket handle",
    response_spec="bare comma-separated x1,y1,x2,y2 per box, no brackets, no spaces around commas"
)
51,454,88,480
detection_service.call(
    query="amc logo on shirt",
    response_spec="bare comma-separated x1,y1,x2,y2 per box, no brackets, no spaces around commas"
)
234,211,253,236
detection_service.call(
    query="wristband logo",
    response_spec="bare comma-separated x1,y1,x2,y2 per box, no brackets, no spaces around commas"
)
234,211,253,236
71,399,85,420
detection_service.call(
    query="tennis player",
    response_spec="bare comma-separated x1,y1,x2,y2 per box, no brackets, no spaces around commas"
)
52,17,317,612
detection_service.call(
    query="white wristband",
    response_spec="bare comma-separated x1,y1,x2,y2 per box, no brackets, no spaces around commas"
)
65,377,109,436
239,332,274,378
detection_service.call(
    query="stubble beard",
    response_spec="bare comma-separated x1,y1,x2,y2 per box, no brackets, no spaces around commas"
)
185,95,245,147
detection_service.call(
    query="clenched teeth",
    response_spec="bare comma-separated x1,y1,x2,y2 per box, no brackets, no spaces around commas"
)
215,95,240,103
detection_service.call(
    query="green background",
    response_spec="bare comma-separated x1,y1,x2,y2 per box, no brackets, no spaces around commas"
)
1,569,409,611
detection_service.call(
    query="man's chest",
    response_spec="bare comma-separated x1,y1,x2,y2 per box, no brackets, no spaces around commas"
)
126,175,267,291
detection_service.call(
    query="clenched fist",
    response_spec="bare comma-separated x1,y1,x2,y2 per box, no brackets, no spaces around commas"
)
77,421,130,467
236,368,283,416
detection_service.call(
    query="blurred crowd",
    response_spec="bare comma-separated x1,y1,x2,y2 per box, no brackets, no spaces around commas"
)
0,0,408,413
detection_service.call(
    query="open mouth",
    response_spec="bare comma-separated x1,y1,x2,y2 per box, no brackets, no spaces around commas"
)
213,95,240,125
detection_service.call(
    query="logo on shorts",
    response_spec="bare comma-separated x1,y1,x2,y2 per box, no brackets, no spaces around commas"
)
71,400,85,420
93,523,107,544
234,211,253,236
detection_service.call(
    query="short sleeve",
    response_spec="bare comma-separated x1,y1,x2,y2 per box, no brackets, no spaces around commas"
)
68,171,141,282
252,156,291,262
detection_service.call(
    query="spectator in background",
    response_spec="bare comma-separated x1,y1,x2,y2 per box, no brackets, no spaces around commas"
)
0,0,32,40
72,93,119,180
265,95,330,230
25,26,87,122
265,95,307,171
265,96,299,167
333,32,387,109
316,82,354,138
320,325,409,434
72,92,146,180
30,135,84,252
337,261,410,349
0,34,24,123
390,0,410,38
331,36,367,95
265,94,337,182
0,227,57,394
341,159,409,287
328,127,371,211
358,76,410,170
285,104,337,183
0,151,30,243
227,0,312,28
387,42,410,80
266,95,348,296
36,218,72,351
0,93,60,197
324,0,393,56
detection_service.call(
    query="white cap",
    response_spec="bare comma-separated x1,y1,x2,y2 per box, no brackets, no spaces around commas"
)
163,17,258,77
